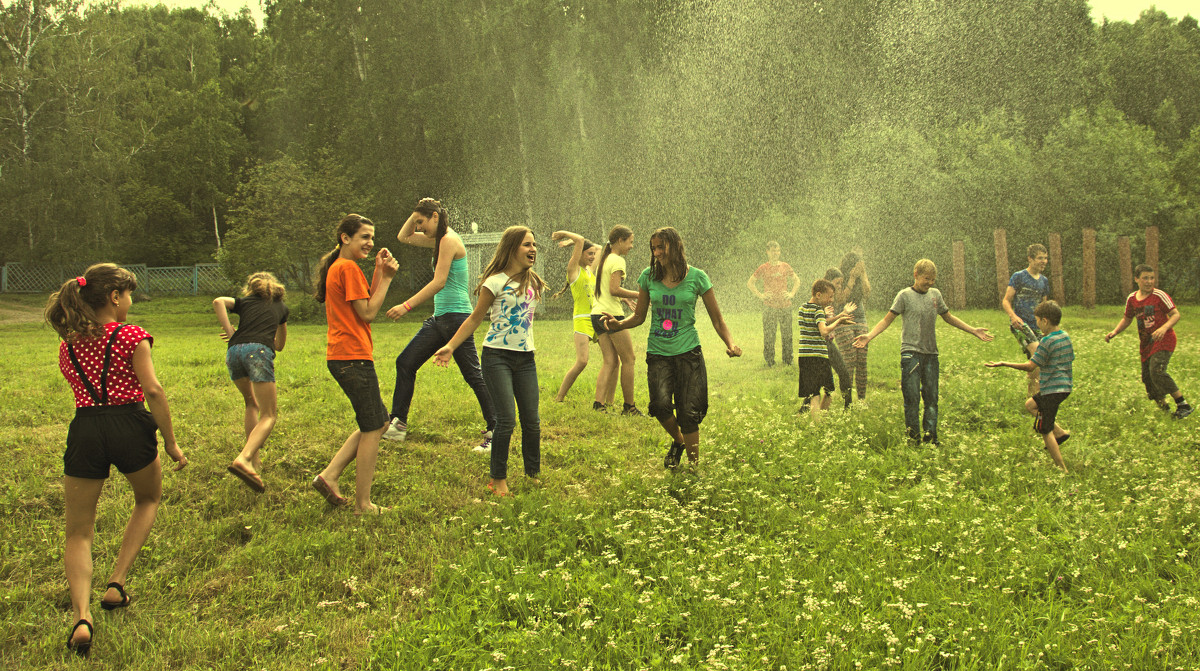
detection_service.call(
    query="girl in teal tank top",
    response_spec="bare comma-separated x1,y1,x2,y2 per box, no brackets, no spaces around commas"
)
383,198,496,449
550,231,599,402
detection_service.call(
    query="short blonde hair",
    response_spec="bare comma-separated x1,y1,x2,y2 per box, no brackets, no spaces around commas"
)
913,259,937,276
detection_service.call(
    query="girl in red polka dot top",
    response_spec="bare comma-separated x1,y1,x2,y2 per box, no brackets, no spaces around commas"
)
45,263,187,657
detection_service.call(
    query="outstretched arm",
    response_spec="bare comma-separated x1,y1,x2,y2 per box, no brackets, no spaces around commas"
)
702,288,742,357
387,239,457,319
941,311,993,342
434,287,494,365
985,359,1035,371
854,311,897,348
605,285,651,331
1105,316,1133,342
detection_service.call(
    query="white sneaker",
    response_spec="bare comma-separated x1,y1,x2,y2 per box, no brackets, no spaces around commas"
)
471,430,493,454
382,418,407,442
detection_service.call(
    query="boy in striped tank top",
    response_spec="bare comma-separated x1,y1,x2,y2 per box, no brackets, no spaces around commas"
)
797,279,855,421
987,301,1073,473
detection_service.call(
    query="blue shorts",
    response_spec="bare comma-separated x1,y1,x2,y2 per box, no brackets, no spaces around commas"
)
227,343,276,383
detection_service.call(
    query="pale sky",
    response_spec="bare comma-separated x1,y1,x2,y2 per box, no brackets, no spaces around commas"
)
117,0,1197,27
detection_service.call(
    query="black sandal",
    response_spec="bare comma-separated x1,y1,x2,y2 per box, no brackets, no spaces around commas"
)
100,582,130,610
66,619,92,657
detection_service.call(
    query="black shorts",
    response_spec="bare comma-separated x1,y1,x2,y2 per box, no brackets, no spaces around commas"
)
1033,392,1070,435
646,346,708,434
327,360,390,433
591,314,614,336
64,403,159,479
797,357,835,398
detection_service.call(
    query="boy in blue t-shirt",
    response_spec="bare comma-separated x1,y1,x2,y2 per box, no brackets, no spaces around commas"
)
1001,243,1050,397
987,301,1073,473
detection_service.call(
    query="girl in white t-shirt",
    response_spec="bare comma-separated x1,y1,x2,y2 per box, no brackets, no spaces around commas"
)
436,226,545,497
590,225,643,415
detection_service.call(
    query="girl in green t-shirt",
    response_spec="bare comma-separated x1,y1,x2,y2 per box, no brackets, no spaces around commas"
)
602,227,742,469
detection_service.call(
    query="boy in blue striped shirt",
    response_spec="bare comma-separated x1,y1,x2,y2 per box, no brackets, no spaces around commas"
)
986,301,1073,472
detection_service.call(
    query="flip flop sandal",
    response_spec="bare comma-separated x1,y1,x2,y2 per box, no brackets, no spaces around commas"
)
100,582,130,611
311,475,348,507
66,619,92,657
227,463,266,493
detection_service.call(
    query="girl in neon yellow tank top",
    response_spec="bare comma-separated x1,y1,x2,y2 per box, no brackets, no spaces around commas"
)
550,230,599,402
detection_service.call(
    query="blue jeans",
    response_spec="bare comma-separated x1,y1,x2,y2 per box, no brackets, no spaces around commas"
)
392,313,496,431
900,352,939,442
481,347,540,480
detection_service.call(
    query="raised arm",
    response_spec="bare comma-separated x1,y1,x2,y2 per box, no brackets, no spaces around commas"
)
212,296,236,340
553,231,586,284
702,288,742,357
396,211,435,248
131,340,186,470
433,287,494,365
940,311,993,341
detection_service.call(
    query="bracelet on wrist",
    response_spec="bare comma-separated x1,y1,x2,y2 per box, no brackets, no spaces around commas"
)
403,301,413,311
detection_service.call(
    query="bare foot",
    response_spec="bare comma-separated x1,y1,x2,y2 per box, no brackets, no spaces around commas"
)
487,479,511,497
354,503,389,516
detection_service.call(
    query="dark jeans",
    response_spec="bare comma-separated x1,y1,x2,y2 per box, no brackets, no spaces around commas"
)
392,313,496,431
827,339,850,395
900,352,939,441
1141,350,1179,400
481,347,540,480
762,306,792,365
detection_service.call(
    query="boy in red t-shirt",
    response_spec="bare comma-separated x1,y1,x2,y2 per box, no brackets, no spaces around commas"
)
1105,264,1191,419
746,241,800,367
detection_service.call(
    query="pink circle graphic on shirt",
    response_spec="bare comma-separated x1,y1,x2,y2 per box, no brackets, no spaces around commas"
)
662,319,673,331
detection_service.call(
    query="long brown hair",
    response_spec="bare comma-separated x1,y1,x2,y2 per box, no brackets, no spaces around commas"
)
45,263,138,341
594,225,633,298
551,239,598,300
414,197,450,269
476,226,545,299
649,227,688,283
314,213,373,303
243,271,286,301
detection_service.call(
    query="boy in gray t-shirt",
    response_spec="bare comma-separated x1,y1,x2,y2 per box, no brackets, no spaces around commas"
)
854,259,993,444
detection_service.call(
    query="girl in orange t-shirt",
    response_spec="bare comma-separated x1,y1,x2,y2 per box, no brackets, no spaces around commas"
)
310,214,398,515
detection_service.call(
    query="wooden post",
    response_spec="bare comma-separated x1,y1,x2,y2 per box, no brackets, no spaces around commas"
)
1082,228,1096,309
1118,236,1133,297
952,240,966,309
993,228,1009,306
1145,225,1159,274
1048,233,1065,306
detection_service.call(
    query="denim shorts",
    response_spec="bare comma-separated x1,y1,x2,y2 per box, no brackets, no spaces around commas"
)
646,346,708,433
227,343,276,383
327,360,390,432
64,403,159,479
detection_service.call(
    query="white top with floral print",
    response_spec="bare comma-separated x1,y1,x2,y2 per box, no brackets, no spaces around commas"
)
482,273,538,352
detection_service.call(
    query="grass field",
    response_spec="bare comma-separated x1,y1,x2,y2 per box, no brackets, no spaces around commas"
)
1,296,1198,670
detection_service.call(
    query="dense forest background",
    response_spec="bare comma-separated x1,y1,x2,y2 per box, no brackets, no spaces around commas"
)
3,0,1199,307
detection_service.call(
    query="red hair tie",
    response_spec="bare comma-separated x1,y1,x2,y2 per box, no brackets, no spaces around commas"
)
76,276,87,287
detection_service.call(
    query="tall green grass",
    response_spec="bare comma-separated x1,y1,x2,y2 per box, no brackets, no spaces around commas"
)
1,299,1196,670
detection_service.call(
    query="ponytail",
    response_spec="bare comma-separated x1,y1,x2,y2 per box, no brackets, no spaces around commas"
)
314,213,373,303
594,225,633,298
45,263,138,341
